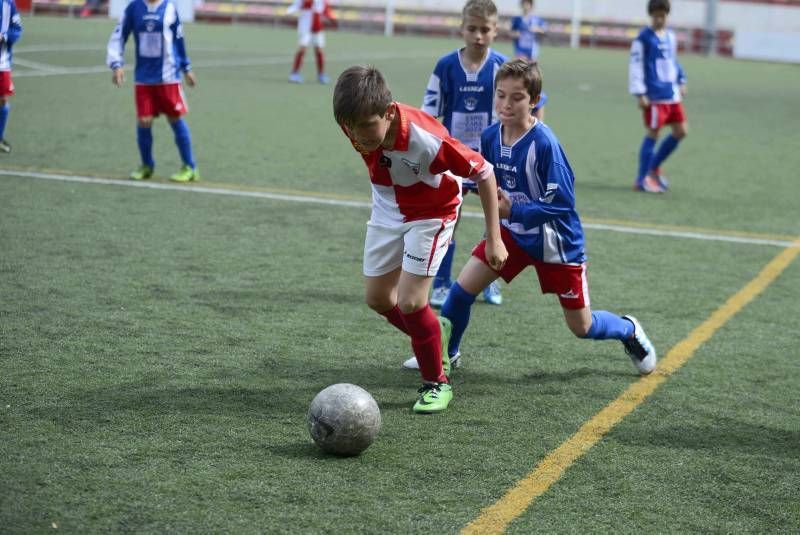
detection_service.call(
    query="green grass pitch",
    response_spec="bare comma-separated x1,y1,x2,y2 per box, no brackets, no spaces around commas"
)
1,16,798,533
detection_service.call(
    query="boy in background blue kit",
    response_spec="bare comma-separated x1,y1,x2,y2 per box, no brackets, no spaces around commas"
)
629,0,688,193
420,0,507,312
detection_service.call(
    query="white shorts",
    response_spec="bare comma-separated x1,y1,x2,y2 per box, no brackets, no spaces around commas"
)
363,218,456,277
299,31,324,47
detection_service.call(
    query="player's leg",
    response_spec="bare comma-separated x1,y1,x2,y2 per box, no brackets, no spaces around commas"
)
636,103,664,193
290,32,310,83
167,113,198,182
0,71,16,153
650,111,688,189
442,256,500,359
132,116,155,180
312,33,329,84
0,96,10,153
548,263,656,374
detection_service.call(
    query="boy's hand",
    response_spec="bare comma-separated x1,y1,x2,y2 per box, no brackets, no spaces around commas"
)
498,189,512,219
484,237,508,272
184,71,197,87
637,95,650,110
680,84,687,97
112,68,125,87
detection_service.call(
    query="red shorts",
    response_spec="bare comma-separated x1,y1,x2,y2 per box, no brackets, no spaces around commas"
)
643,102,686,130
472,226,590,310
135,83,188,118
0,71,15,97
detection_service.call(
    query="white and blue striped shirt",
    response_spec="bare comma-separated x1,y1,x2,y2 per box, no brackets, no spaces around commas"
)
107,0,190,84
0,0,22,72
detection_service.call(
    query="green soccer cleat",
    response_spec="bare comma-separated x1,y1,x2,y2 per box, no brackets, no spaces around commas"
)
438,315,452,377
412,382,453,414
170,165,198,183
130,165,153,180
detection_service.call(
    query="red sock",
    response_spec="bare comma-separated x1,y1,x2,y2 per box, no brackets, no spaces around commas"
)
402,305,446,384
292,49,305,73
314,47,324,75
379,305,410,336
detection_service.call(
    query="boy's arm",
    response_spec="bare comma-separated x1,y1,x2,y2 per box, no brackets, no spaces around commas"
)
286,0,302,15
629,37,647,100
2,1,22,45
171,12,192,76
107,7,132,71
476,171,507,271
421,60,445,119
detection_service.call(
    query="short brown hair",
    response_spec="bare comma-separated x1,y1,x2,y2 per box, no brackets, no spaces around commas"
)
648,0,670,14
462,0,497,21
495,59,542,101
333,65,393,128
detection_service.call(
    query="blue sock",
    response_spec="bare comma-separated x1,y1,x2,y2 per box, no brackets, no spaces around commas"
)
434,239,455,289
585,311,634,341
0,104,10,140
650,134,680,172
170,118,195,169
136,126,154,168
637,136,656,184
441,281,477,356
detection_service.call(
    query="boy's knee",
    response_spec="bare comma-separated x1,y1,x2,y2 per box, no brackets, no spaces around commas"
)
138,117,154,128
568,320,592,338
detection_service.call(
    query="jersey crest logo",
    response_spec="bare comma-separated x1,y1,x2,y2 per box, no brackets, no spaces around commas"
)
464,97,478,112
379,155,392,168
146,21,156,32
503,173,516,189
401,158,420,175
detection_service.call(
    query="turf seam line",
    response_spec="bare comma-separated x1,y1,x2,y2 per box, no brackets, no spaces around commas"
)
1,169,797,248
460,244,800,535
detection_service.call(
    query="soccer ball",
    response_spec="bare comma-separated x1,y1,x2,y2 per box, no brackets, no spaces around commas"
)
307,383,381,456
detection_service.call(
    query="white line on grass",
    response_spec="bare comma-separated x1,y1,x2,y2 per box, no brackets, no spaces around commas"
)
1,169,796,248
12,51,434,78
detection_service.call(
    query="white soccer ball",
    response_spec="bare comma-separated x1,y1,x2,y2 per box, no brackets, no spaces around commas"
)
307,383,381,456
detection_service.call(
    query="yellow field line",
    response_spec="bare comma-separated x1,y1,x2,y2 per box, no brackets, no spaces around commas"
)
462,243,800,535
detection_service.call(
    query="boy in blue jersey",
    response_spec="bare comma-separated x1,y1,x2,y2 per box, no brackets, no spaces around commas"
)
420,0,507,314
629,0,688,193
0,0,22,153
107,0,199,182
441,59,657,375
510,0,545,61
509,0,548,120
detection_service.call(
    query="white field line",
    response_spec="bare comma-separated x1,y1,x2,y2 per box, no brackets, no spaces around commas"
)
1,169,796,249
12,51,430,78
12,57,71,73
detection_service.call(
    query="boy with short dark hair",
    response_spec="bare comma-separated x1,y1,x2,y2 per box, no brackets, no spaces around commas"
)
441,59,657,375
629,0,688,193
333,65,508,413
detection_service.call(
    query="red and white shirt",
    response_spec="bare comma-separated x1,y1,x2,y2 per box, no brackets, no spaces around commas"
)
286,0,332,33
345,102,494,226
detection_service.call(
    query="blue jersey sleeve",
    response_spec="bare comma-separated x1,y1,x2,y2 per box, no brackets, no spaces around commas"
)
171,11,191,72
107,4,133,70
3,0,22,45
507,140,576,229
422,57,448,118
511,16,523,32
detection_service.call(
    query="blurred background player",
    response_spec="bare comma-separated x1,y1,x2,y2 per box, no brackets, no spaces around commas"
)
0,0,22,154
629,0,688,193
287,0,336,84
107,0,199,182
442,59,657,375
509,0,548,120
420,0,506,311
333,65,507,413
